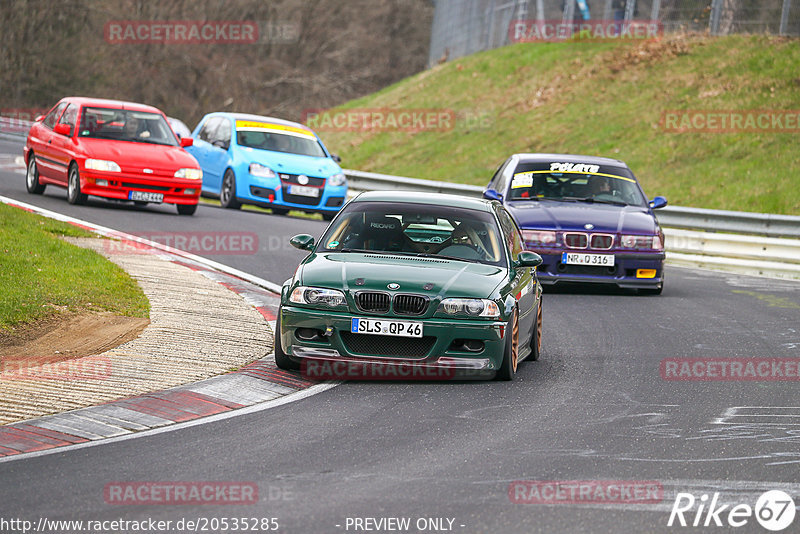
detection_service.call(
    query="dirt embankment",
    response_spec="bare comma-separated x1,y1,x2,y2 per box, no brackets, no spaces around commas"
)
0,313,149,369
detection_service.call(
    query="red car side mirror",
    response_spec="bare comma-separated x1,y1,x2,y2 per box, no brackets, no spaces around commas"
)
35,115,45,122
180,137,194,148
54,123,71,136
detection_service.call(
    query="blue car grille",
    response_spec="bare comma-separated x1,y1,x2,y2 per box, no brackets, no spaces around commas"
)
282,187,321,206
279,173,326,187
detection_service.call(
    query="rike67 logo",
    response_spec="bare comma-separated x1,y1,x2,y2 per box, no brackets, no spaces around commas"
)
668,490,796,531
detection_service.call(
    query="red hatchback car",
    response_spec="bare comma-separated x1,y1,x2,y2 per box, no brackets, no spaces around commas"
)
24,97,202,215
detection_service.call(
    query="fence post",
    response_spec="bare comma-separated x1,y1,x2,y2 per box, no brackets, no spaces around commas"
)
562,0,576,24
602,0,613,20
486,0,497,50
651,0,662,21
624,0,636,21
536,0,545,21
780,0,792,35
709,0,723,34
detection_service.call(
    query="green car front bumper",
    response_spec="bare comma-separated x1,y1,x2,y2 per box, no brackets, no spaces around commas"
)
279,305,509,379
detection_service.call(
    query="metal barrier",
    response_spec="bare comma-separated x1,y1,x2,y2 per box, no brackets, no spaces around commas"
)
3,116,798,278
343,168,800,280
0,117,30,142
345,169,800,238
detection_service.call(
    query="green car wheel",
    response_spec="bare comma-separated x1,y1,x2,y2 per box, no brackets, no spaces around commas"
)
496,308,519,381
528,297,542,362
274,310,299,371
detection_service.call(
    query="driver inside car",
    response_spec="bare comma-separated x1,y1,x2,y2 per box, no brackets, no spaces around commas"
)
437,221,486,260
590,176,616,199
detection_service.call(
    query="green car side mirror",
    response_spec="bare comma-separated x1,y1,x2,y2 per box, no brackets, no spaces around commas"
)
514,251,543,268
290,234,316,251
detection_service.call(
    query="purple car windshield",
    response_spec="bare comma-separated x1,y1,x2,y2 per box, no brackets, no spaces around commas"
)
507,163,647,207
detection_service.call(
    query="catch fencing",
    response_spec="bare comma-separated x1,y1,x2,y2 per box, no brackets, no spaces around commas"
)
429,0,798,65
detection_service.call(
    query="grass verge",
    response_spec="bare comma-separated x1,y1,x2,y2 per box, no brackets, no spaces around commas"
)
0,202,150,331
318,34,800,214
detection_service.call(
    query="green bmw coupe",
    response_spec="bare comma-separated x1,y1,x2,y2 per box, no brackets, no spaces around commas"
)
275,191,543,380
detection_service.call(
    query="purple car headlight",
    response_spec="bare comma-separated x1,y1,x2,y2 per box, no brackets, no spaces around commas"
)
621,234,664,251
522,230,557,247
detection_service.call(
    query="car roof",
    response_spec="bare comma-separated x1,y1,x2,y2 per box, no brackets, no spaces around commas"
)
61,97,164,114
208,112,312,132
352,191,495,212
513,153,629,169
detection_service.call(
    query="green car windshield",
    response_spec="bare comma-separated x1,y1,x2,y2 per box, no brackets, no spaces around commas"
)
319,202,507,266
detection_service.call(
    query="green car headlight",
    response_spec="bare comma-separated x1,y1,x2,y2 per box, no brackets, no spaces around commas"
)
438,298,500,318
290,286,346,308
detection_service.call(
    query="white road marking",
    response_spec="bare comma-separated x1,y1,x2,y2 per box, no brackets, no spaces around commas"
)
0,381,338,464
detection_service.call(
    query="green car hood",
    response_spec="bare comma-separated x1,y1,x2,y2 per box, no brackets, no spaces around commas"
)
299,252,508,299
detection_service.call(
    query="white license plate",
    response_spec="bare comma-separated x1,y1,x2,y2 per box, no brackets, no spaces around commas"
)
562,252,615,266
351,318,423,338
288,185,319,197
129,191,164,203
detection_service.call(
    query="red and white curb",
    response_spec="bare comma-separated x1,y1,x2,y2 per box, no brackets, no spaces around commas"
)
0,195,337,462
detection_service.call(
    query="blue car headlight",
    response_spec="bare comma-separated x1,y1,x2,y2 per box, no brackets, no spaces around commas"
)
328,172,347,187
249,163,276,178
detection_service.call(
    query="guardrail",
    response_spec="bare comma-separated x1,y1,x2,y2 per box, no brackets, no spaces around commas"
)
344,169,800,239
0,117,31,142
3,116,798,278
343,168,800,280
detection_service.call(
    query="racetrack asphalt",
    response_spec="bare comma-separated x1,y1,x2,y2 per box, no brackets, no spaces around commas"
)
1,139,799,533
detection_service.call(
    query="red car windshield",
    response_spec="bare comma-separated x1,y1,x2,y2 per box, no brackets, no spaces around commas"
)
78,107,178,146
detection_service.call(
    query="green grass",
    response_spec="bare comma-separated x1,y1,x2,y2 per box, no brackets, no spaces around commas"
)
319,34,800,214
0,203,150,331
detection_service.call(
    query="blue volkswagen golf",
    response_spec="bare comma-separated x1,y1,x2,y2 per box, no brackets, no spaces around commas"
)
187,113,347,219
484,154,667,294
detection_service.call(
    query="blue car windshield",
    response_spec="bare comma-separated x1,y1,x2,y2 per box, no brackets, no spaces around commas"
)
237,130,327,158
507,164,647,207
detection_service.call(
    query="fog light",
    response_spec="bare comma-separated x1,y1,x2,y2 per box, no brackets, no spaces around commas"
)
463,339,484,352
296,328,323,341
184,189,196,195
636,269,657,278
95,179,108,187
